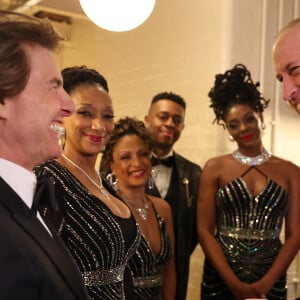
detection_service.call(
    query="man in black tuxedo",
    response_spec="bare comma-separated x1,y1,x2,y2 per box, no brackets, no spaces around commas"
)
0,11,88,300
144,92,201,300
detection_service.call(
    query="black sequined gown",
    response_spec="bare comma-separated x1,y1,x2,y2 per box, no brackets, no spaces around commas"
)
125,201,173,300
201,167,289,300
37,160,140,300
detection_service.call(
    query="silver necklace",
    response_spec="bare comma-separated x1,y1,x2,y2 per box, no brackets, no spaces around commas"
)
135,197,149,221
232,147,271,166
120,191,149,220
61,153,110,200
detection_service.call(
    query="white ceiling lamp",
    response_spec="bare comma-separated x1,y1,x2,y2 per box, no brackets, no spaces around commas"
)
79,0,156,32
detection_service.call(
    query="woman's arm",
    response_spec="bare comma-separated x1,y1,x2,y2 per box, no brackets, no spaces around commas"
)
252,161,300,296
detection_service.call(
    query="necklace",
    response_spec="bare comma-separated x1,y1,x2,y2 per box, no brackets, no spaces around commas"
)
61,153,110,200
120,191,149,221
135,197,149,221
232,147,271,166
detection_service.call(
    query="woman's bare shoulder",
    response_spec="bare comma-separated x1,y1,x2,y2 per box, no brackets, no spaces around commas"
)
203,153,233,170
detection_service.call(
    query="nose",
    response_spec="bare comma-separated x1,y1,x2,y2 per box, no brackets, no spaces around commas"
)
131,155,141,166
166,117,175,127
282,75,298,103
240,121,248,132
91,117,104,130
61,90,74,116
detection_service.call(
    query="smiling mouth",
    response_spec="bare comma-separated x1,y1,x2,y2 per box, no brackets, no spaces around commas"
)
241,134,253,142
88,135,104,142
161,131,173,137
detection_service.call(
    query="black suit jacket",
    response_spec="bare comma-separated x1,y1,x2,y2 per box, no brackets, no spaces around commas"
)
145,152,201,300
0,177,89,300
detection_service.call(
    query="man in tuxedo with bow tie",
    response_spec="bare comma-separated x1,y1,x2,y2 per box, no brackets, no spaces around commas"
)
0,11,88,300
144,92,201,300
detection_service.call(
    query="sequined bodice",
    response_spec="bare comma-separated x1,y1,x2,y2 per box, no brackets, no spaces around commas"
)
126,209,172,300
216,177,288,236
216,176,288,276
40,160,140,300
201,172,289,300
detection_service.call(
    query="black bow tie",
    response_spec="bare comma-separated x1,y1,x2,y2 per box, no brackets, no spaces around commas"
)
151,156,175,168
32,171,58,215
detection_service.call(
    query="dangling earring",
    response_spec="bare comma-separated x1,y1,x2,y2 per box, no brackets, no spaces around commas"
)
148,169,157,189
228,135,234,142
261,122,266,130
106,173,119,191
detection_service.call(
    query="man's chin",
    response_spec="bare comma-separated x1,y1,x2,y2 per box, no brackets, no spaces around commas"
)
47,145,63,160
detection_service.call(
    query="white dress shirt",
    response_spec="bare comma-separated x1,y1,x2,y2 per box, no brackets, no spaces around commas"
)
0,158,51,235
152,151,173,198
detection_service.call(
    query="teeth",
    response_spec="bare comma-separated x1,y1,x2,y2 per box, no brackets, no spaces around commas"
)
50,124,65,147
50,124,65,136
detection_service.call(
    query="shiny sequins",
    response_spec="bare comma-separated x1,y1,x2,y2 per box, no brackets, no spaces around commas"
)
40,160,140,300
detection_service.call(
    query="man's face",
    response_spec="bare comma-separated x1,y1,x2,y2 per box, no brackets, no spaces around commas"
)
144,99,185,151
1,45,74,169
273,24,300,111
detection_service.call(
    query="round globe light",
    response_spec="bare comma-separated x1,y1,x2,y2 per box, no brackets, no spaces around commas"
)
79,0,156,32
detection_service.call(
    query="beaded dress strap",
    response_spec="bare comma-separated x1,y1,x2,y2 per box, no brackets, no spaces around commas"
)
240,166,268,179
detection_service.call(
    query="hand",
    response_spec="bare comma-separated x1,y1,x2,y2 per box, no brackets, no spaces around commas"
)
230,281,262,300
251,280,271,299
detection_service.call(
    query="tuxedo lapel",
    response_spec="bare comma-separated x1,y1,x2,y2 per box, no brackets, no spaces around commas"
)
173,153,193,207
0,178,86,300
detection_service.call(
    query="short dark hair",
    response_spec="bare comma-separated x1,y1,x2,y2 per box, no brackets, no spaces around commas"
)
101,117,152,177
62,65,109,94
151,92,186,109
208,63,269,126
0,11,63,103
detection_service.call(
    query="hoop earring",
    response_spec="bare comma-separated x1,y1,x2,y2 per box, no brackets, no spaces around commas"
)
106,173,119,191
228,135,234,142
148,169,157,189
261,122,266,130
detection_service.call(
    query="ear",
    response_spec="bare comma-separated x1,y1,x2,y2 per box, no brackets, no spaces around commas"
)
144,115,149,128
258,112,264,123
0,99,8,120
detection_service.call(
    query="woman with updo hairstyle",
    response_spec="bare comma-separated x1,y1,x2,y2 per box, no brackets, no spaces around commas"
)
197,64,300,300
35,66,140,299
101,117,176,300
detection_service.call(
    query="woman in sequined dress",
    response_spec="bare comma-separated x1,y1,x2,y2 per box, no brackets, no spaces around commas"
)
101,117,176,300
197,64,300,300
35,66,140,299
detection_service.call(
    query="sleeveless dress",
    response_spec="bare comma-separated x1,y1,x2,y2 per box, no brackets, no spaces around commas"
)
125,199,173,300
37,160,141,300
201,167,289,300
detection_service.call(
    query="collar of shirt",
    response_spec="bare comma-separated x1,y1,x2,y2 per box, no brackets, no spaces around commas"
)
0,158,36,209
151,151,174,198
151,150,174,160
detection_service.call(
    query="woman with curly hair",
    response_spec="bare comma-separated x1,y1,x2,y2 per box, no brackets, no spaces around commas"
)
197,64,300,300
101,117,176,300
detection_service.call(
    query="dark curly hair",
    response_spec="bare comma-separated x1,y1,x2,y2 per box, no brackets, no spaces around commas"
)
208,64,269,126
62,65,109,94
151,91,186,109
101,117,152,177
